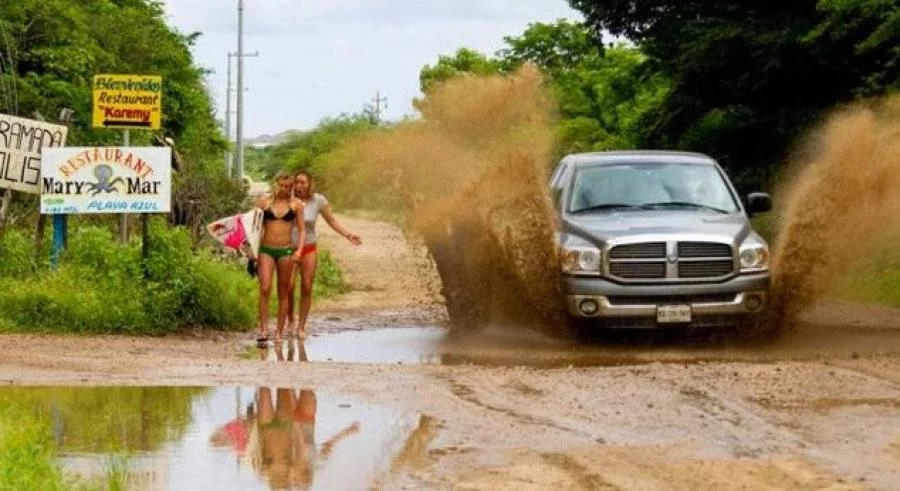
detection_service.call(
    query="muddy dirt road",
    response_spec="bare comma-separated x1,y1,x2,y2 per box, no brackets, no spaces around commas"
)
2,214,899,490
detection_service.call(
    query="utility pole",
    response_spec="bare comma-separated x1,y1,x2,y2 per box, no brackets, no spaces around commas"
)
225,50,257,178
235,0,245,181
225,51,235,178
372,90,387,123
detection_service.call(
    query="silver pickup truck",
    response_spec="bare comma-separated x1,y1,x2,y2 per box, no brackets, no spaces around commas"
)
551,151,772,332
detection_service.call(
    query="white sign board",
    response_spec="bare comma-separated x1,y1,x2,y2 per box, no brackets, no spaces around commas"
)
0,113,68,194
40,146,171,214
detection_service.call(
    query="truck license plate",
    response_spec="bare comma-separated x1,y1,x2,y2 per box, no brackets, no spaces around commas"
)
657,305,692,323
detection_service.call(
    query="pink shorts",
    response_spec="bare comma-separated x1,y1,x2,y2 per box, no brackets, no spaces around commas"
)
300,244,317,257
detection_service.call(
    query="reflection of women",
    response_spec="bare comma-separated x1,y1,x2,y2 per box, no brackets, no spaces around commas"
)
245,388,360,489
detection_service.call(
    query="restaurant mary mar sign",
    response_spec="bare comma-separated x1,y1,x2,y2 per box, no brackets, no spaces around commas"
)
40,146,171,214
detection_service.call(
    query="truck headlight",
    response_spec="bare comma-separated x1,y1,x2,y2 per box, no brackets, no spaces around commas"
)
561,245,602,275
739,243,769,271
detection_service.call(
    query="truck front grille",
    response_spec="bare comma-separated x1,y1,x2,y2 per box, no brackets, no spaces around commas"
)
678,242,732,258
608,242,666,259
607,241,734,281
609,262,666,279
678,260,734,278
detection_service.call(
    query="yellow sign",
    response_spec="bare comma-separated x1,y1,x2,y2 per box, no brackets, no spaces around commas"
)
92,74,162,129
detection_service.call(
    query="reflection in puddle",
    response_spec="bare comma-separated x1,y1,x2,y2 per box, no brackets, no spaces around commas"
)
253,327,447,364
0,386,420,490
246,323,900,368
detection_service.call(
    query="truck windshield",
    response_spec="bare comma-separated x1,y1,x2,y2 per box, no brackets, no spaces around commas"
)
568,162,740,214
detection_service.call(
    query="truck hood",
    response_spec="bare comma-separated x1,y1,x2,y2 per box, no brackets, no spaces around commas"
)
560,210,753,246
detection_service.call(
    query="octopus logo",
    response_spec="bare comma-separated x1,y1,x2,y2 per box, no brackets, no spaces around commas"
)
86,165,124,196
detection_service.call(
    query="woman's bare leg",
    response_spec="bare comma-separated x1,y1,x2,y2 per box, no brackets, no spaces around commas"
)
274,256,295,344
256,387,274,424
287,271,297,335
297,251,317,339
257,254,276,339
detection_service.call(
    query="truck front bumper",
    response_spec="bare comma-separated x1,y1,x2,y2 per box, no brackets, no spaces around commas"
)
564,273,769,327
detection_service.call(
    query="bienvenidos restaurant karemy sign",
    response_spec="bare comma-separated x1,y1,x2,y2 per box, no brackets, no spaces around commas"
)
0,113,68,194
92,74,162,129
40,147,171,214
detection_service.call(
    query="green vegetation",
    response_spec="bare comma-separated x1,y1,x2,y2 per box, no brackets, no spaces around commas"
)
420,21,669,155
837,243,900,307
0,405,67,490
0,1,351,334
0,0,245,230
568,0,900,193
0,221,348,333
314,249,349,297
0,386,207,490
0,221,257,333
0,387,203,453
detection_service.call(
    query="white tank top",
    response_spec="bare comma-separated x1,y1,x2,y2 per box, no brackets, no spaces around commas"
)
291,193,328,246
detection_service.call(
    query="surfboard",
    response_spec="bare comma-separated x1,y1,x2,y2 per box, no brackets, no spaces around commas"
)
207,208,263,259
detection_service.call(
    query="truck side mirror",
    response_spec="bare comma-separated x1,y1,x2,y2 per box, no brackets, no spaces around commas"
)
746,192,772,216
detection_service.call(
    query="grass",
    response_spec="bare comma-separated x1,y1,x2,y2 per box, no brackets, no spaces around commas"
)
751,215,900,308
0,403,131,490
835,245,900,308
0,405,66,490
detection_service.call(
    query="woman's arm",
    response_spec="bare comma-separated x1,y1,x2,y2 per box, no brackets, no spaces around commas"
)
321,204,362,245
291,200,306,262
319,422,360,459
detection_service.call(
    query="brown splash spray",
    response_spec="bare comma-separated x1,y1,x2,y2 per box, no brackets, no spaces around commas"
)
771,95,900,323
341,66,569,334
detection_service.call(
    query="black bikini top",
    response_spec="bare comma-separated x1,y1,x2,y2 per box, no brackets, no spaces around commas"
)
263,206,296,222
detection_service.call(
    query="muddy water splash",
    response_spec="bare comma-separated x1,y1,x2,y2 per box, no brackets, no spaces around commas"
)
772,96,900,323
346,66,569,334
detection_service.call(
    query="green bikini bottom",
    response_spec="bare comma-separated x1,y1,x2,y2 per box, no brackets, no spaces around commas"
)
258,244,295,260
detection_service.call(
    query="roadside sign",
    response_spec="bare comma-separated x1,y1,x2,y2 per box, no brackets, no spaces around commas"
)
40,146,171,214
0,113,68,194
92,74,162,129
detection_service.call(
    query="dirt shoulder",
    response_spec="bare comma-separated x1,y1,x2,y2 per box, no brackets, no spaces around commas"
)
1,213,899,490
314,211,445,321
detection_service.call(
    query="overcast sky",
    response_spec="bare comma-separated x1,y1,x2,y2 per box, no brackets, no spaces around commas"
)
161,1,582,138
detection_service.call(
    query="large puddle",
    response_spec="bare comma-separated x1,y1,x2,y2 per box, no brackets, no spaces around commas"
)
250,321,900,368
0,386,422,490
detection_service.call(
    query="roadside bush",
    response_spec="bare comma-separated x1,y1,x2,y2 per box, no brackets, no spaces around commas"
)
313,249,349,297
0,221,258,333
0,219,348,334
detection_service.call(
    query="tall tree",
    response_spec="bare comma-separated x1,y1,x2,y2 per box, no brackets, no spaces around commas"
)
568,0,900,190
419,21,668,155
0,0,240,237
419,48,501,93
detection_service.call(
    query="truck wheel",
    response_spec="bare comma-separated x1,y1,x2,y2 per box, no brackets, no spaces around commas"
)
739,314,784,344
568,318,594,342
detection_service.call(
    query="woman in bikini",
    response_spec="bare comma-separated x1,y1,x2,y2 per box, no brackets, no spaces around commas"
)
288,170,361,339
256,172,305,346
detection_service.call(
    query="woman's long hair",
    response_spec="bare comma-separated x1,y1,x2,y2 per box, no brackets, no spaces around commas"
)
293,170,315,200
